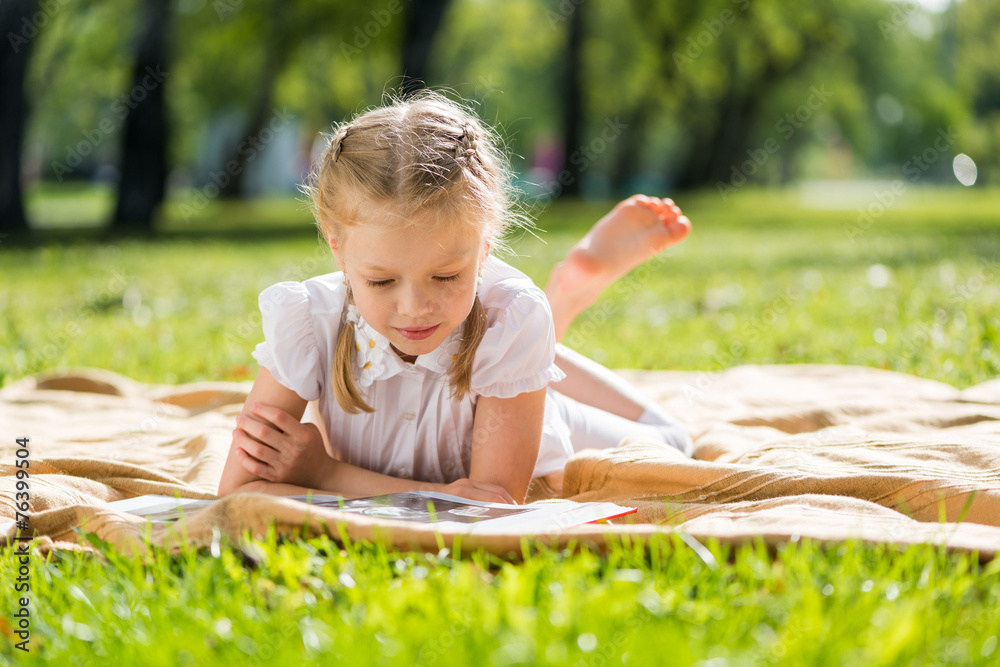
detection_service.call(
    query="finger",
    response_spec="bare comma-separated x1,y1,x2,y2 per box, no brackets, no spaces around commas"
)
234,429,277,461
463,489,508,504
495,489,516,504
235,445,273,480
249,402,294,434
471,482,515,504
237,415,283,447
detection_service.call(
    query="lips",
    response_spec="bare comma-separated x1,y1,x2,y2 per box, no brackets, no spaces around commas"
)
396,324,440,341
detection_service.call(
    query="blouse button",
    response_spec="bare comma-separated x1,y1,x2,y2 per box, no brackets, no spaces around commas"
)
403,410,417,421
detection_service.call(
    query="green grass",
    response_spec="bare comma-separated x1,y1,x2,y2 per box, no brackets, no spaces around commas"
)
2,185,1000,664
3,184,998,388
3,531,1000,666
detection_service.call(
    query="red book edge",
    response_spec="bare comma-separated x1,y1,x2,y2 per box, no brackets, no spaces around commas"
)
586,506,638,525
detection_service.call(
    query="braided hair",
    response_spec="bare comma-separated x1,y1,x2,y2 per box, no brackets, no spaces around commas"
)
305,90,529,414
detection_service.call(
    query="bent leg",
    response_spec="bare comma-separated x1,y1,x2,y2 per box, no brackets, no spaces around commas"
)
539,194,693,473
544,194,690,342
550,343,653,421
540,386,692,492
550,388,692,455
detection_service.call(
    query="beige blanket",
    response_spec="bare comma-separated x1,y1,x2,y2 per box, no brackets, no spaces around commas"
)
2,365,998,559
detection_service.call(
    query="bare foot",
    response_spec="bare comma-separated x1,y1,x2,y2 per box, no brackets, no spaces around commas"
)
545,195,691,341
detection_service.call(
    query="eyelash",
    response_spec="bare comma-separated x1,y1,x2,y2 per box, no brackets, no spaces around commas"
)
365,275,461,289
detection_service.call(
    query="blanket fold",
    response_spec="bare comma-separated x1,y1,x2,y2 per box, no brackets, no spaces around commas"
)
3,365,998,558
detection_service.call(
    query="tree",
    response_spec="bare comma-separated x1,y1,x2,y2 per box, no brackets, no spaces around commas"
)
557,0,584,197
0,0,37,237
400,0,454,96
110,0,169,234
216,0,297,198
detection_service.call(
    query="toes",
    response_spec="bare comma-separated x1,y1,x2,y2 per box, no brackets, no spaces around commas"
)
621,196,690,237
666,215,692,240
628,195,657,211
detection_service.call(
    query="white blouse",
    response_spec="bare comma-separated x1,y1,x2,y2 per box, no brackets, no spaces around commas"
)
251,254,572,484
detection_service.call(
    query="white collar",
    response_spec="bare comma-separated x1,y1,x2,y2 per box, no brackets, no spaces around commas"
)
344,303,463,386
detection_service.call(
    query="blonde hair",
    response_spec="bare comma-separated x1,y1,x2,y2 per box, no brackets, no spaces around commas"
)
306,90,528,414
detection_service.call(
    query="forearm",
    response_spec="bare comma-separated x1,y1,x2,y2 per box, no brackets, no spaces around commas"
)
232,478,366,499
321,458,443,496
469,388,547,504
231,458,443,499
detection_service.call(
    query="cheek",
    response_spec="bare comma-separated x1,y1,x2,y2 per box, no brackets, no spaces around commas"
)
446,282,478,320
352,292,387,323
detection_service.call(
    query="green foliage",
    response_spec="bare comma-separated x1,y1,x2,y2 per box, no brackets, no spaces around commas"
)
20,0,1000,192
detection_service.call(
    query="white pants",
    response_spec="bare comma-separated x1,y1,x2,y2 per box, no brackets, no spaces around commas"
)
533,345,692,477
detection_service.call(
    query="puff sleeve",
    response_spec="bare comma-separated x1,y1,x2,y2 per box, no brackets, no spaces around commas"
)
250,281,323,402
471,288,567,399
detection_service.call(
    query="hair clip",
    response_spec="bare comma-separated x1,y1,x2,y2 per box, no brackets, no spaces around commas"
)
332,125,351,163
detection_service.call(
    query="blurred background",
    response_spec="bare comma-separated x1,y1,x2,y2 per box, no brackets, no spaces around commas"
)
1,0,998,390
1,0,997,234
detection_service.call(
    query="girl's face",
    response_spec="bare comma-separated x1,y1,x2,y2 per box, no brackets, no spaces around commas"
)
330,219,489,361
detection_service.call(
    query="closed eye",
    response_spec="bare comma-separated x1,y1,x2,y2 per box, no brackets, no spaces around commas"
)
365,274,460,289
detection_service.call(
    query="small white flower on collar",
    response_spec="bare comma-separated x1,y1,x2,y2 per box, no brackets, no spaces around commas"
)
432,333,463,371
345,304,392,387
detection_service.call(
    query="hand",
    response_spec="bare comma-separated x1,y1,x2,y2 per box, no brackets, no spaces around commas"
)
437,478,517,504
233,403,331,488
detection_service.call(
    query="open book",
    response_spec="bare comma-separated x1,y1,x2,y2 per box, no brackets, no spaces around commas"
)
106,491,637,532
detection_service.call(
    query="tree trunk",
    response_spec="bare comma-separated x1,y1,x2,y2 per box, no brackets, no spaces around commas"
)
0,0,36,238
609,97,654,196
110,0,169,234
671,26,820,190
218,0,292,199
400,0,453,96
217,49,281,199
557,1,584,197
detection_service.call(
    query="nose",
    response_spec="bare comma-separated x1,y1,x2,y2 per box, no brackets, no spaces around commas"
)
396,282,434,320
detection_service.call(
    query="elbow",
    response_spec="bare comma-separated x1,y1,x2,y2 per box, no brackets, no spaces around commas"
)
217,478,263,497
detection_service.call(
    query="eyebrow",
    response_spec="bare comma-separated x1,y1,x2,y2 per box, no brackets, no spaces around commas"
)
358,260,467,273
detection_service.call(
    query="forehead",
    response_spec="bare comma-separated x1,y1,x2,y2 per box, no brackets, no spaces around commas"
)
344,220,482,271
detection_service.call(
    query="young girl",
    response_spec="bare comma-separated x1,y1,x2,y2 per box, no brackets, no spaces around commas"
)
217,91,692,505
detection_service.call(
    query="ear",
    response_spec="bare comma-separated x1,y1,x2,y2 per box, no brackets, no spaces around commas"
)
328,236,344,270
